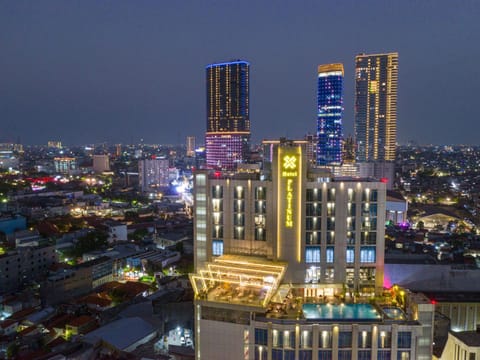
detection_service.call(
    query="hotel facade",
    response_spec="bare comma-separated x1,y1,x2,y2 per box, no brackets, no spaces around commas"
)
191,139,433,360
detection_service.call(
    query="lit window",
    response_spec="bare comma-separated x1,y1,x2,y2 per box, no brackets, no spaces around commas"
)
326,247,334,263
212,240,223,256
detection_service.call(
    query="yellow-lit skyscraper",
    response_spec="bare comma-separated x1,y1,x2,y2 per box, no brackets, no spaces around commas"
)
186,136,196,157
354,53,398,162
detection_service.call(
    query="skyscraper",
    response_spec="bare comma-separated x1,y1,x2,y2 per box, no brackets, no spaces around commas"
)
205,60,250,170
316,63,344,166
354,52,398,162
186,136,196,157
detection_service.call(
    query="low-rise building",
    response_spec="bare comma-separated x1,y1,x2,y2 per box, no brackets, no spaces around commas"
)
0,244,56,294
434,329,480,360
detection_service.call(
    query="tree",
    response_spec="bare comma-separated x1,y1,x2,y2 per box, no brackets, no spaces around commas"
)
73,230,108,257
417,221,425,230
6,342,19,359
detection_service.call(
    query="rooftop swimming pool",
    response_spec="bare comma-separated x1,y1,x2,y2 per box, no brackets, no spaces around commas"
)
302,303,382,321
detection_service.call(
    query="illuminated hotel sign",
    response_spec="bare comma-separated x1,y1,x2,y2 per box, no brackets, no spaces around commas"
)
282,154,298,228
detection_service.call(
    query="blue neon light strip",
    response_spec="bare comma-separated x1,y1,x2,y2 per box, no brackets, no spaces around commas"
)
206,60,250,68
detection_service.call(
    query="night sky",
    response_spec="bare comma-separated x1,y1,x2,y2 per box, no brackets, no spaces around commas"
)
1,1,479,146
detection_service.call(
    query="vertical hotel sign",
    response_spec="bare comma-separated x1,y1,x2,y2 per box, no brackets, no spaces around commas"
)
282,153,298,228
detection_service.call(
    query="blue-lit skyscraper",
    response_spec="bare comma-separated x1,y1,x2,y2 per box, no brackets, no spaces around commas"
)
316,63,344,166
206,60,250,170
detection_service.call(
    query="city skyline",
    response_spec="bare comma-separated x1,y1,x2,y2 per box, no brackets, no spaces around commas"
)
1,1,479,146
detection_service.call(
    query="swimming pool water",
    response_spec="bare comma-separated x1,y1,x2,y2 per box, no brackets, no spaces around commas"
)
302,303,381,321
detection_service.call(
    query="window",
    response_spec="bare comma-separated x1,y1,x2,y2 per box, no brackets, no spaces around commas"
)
378,332,391,348
255,227,266,241
398,351,410,360
397,332,411,348
306,247,321,263
360,246,376,263
377,350,391,360
347,202,356,216
234,213,245,226
212,240,223,256
255,200,266,214
284,350,295,360
306,231,319,245
318,350,332,360
346,247,355,263
358,350,371,360
346,217,355,231
338,332,352,348
272,349,283,360
327,189,335,202
255,346,267,360
327,217,335,231
358,331,372,348
234,186,244,199
361,231,376,245
326,247,334,263
338,350,352,360
306,217,321,231
306,188,321,202
319,331,332,348
284,330,295,349
347,232,355,244
234,226,245,240
327,202,335,216
212,185,223,198
212,225,223,239
234,200,244,212
327,231,335,244
255,328,268,345
299,350,313,360
255,187,266,200
272,330,283,347
306,203,321,216
300,330,312,348
362,189,377,202
347,189,355,202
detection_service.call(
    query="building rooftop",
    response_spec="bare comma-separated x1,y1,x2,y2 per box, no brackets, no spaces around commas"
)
67,315,94,328
190,255,287,309
451,330,480,347
84,317,156,351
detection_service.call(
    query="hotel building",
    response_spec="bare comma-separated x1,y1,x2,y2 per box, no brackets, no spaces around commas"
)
317,64,344,166
190,139,433,360
205,60,250,170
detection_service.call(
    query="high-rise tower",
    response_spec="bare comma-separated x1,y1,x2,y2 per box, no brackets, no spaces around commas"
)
205,60,250,170
354,53,398,162
317,63,344,166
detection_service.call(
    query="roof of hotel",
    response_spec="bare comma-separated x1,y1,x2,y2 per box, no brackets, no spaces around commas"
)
189,255,287,309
